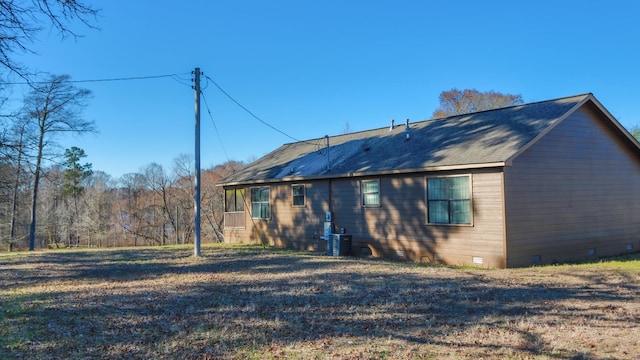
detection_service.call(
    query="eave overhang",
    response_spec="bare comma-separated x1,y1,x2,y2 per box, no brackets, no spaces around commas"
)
217,161,506,187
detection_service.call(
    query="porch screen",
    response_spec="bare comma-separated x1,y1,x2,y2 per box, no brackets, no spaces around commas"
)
427,176,470,224
225,188,245,212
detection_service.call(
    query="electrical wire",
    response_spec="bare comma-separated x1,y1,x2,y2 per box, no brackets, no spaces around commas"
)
200,89,230,161
170,74,195,88
4,71,319,147
204,75,303,143
0,73,191,85
199,80,266,246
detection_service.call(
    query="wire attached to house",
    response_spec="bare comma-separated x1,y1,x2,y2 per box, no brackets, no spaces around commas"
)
203,75,305,143
201,76,279,247
200,89,230,161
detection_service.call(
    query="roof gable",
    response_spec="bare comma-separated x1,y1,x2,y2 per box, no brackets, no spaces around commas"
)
220,94,595,185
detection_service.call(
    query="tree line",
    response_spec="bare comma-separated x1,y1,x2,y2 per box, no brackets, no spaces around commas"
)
0,72,242,251
0,75,243,253
0,143,244,251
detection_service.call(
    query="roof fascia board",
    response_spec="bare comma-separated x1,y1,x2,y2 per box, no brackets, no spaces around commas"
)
587,95,640,152
217,162,505,187
504,94,591,166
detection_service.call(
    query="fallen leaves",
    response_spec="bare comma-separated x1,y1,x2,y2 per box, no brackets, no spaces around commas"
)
0,245,638,359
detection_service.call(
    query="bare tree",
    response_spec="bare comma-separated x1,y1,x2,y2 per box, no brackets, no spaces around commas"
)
80,170,115,247
432,88,523,118
171,154,194,244
117,172,146,246
4,119,28,250
21,74,93,250
39,164,63,246
141,163,173,246
0,0,99,78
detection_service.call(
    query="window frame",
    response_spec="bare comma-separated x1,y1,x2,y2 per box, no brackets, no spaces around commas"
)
361,179,381,207
426,174,473,226
292,184,306,207
250,186,271,220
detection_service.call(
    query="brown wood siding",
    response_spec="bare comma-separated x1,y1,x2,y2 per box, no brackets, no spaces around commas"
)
269,181,330,251
223,212,245,229
504,104,640,267
329,170,506,267
224,170,506,267
223,182,331,251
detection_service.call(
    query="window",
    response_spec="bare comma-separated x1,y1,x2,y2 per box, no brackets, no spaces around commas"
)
250,186,270,219
361,179,380,207
225,188,245,212
427,176,471,224
292,184,305,207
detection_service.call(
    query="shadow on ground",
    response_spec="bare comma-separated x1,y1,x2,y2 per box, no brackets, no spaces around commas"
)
1,247,638,359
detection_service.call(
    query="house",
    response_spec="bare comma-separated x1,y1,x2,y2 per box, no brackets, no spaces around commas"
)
218,93,640,268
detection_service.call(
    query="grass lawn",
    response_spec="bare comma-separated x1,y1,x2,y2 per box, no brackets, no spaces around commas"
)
0,244,638,359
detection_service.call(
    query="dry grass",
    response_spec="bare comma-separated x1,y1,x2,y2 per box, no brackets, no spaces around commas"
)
0,244,639,359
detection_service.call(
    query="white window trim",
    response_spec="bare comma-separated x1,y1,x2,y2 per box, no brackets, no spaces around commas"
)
292,184,306,207
250,186,271,220
361,178,381,208
425,174,473,226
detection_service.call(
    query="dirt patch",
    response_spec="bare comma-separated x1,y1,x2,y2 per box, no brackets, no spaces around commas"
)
1,246,638,359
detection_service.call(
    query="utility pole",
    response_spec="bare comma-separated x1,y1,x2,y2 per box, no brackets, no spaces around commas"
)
193,67,202,257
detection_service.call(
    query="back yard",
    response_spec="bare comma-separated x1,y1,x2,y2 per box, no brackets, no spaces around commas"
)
0,245,638,359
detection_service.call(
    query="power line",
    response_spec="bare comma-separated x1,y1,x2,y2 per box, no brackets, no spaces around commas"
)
5,71,315,146
200,89,230,161
0,73,190,85
170,74,195,88
204,75,303,143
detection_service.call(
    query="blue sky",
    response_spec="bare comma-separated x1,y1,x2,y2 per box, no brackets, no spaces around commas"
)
8,0,640,179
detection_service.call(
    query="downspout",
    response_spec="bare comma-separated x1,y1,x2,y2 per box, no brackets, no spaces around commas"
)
501,168,508,268
328,178,333,220
326,135,333,231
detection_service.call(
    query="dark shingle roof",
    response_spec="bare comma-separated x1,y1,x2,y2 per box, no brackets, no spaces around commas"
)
219,94,591,185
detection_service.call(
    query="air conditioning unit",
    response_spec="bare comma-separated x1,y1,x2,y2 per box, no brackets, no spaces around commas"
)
327,234,351,256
